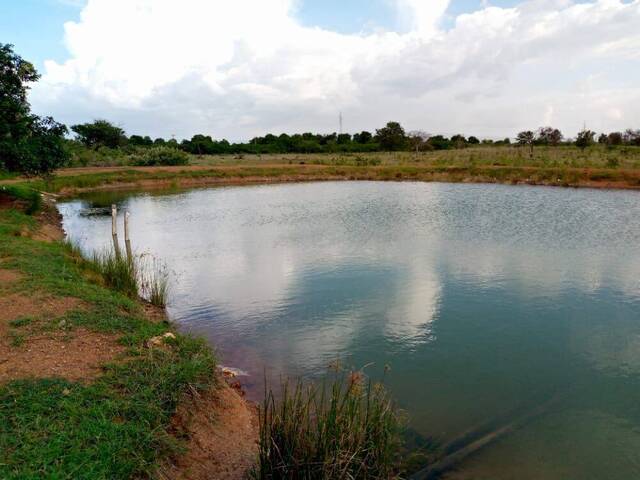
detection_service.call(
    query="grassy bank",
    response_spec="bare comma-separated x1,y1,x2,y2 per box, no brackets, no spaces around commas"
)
4,146,640,194
0,193,217,478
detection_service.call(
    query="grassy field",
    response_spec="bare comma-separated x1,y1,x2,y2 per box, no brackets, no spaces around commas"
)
0,193,217,479
4,145,640,195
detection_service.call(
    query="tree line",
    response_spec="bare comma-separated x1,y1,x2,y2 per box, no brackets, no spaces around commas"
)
2,43,640,177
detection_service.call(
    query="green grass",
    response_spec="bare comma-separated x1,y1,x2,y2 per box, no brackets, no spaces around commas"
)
0,185,42,214
88,248,140,298
251,369,402,479
0,203,218,479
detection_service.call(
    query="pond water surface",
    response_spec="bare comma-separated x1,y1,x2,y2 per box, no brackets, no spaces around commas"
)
58,181,640,479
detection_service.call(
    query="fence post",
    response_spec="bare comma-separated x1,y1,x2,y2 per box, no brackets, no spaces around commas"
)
124,210,133,262
111,204,121,257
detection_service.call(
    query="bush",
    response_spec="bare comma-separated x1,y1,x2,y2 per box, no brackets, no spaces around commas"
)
133,146,189,166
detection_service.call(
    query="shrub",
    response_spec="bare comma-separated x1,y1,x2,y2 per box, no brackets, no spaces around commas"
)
133,146,189,166
251,368,402,479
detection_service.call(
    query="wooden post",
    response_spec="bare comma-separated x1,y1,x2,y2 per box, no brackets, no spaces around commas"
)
124,210,133,262
111,204,121,257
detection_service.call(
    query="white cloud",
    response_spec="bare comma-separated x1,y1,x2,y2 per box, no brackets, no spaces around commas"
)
30,0,640,140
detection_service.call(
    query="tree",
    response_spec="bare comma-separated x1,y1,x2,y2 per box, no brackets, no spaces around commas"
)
353,131,373,144
516,131,535,155
71,120,126,149
575,129,595,150
607,132,623,146
337,133,352,145
0,43,68,176
623,129,640,146
428,135,451,150
467,136,480,145
375,122,406,151
536,127,563,146
407,131,431,154
450,134,467,149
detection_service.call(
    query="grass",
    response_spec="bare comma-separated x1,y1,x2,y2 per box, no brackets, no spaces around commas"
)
89,248,140,298
82,246,170,307
251,368,402,479
0,200,217,479
0,184,42,214
4,145,640,196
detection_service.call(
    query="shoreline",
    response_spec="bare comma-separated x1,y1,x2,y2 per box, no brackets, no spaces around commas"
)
4,163,640,197
0,194,259,479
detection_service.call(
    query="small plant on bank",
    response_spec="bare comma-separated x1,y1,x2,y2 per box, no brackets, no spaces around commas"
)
251,367,402,479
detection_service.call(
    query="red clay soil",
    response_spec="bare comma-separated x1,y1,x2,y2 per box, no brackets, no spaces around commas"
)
0,292,123,383
159,381,259,480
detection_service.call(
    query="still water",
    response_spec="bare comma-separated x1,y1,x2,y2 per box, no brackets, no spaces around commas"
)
59,181,640,479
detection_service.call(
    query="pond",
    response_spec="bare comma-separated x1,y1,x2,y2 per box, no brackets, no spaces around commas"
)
58,181,640,479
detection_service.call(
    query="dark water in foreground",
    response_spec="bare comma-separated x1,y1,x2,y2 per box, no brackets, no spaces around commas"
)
59,181,640,479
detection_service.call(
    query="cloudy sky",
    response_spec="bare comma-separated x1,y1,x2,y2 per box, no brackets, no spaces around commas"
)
3,0,640,141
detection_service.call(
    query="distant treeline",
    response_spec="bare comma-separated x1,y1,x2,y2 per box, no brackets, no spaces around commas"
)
69,120,640,155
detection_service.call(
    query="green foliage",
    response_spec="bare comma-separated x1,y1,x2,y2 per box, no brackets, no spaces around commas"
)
575,129,596,150
133,146,189,166
71,120,127,149
376,121,407,151
0,185,42,214
0,44,69,176
252,370,402,479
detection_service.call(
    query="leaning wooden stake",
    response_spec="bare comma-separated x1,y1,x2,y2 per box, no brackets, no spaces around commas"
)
111,204,121,258
124,210,133,262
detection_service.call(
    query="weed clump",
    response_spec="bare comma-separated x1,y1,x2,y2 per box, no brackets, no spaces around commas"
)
252,367,402,479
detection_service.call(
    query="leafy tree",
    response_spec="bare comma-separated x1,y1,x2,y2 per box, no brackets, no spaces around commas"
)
467,136,480,145
353,131,373,144
428,135,451,150
516,131,535,155
597,133,608,144
575,129,595,150
337,133,351,145
375,122,406,151
607,132,623,146
450,134,467,148
71,120,127,149
536,127,563,146
0,43,68,176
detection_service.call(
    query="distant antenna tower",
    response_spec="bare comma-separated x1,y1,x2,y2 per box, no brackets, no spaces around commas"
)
339,111,343,135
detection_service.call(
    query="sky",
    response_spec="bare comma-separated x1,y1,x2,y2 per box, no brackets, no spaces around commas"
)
2,0,639,141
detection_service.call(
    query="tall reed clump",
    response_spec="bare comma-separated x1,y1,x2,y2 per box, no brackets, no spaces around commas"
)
90,249,139,298
139,255,170,307
87,248,170,307
251,369,402,479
